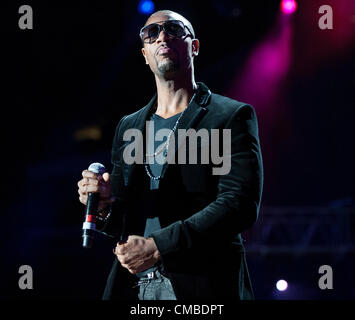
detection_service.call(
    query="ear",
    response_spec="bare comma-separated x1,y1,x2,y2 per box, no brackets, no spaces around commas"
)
141,47,149,65
191,39,199,57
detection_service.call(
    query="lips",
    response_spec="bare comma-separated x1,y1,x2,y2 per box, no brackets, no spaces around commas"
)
156,46,174,55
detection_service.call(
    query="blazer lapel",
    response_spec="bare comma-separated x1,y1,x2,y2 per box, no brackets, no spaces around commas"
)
122,83,212,186
122,93,157,187
160,83,211,179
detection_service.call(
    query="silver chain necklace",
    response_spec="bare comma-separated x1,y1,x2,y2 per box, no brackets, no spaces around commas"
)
143,93,196,180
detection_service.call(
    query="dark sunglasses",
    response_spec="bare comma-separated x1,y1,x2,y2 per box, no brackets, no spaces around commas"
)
139,20,194,44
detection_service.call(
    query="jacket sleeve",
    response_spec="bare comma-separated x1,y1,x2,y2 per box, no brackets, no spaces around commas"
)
96,116,129,238
149,104,263,257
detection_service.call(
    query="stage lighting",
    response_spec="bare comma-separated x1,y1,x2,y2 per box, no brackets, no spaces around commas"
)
280,0,297,14
276,279,288,291
138,0,155,15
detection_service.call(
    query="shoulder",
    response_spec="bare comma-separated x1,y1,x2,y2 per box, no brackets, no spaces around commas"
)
114,103,150,134
209,92,256,119
118,109,142,129
111,106,147,158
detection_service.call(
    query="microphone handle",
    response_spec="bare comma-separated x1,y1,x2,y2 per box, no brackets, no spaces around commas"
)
82,192,100,248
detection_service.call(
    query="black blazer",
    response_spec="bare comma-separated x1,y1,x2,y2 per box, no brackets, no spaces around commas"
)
99,82,263,300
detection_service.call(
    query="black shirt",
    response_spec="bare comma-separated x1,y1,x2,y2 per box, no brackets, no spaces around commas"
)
135,111,182,277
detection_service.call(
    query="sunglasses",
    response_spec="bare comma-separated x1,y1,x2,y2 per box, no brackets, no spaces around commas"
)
139,20,194,44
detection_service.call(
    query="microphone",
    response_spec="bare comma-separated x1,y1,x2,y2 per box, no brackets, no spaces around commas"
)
82,162,106,248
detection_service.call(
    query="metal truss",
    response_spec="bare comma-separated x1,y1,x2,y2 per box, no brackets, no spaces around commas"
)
243,206,355,255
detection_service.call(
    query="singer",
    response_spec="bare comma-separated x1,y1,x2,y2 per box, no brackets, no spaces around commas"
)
77,9,263,300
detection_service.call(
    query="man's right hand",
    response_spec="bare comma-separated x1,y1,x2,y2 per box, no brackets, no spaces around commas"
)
77,170,114,211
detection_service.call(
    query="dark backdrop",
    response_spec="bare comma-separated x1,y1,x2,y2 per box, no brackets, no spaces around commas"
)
1,0,354,300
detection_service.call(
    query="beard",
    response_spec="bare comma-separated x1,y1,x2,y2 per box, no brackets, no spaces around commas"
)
156,57,179,75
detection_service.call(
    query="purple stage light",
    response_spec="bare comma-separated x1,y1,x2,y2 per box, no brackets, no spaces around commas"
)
281,0,297,14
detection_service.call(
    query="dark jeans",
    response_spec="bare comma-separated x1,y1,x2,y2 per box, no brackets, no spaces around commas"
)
137,269,177,300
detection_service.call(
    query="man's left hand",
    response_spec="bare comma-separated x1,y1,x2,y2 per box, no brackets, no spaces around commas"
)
114,235,161,274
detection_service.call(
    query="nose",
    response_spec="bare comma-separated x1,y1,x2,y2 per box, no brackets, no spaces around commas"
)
156,27,169,43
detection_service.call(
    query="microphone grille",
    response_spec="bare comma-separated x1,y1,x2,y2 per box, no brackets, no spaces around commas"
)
88,162,105,174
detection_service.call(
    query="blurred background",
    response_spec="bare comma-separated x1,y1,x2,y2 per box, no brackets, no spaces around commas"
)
1,0,354,299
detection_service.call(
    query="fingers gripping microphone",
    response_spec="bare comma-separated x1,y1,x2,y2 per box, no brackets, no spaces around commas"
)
82,162,106,249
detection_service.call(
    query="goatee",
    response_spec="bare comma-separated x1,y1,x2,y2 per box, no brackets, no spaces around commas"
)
157,60,179,74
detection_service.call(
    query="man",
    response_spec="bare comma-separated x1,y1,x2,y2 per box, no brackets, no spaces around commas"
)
77,10,263,300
